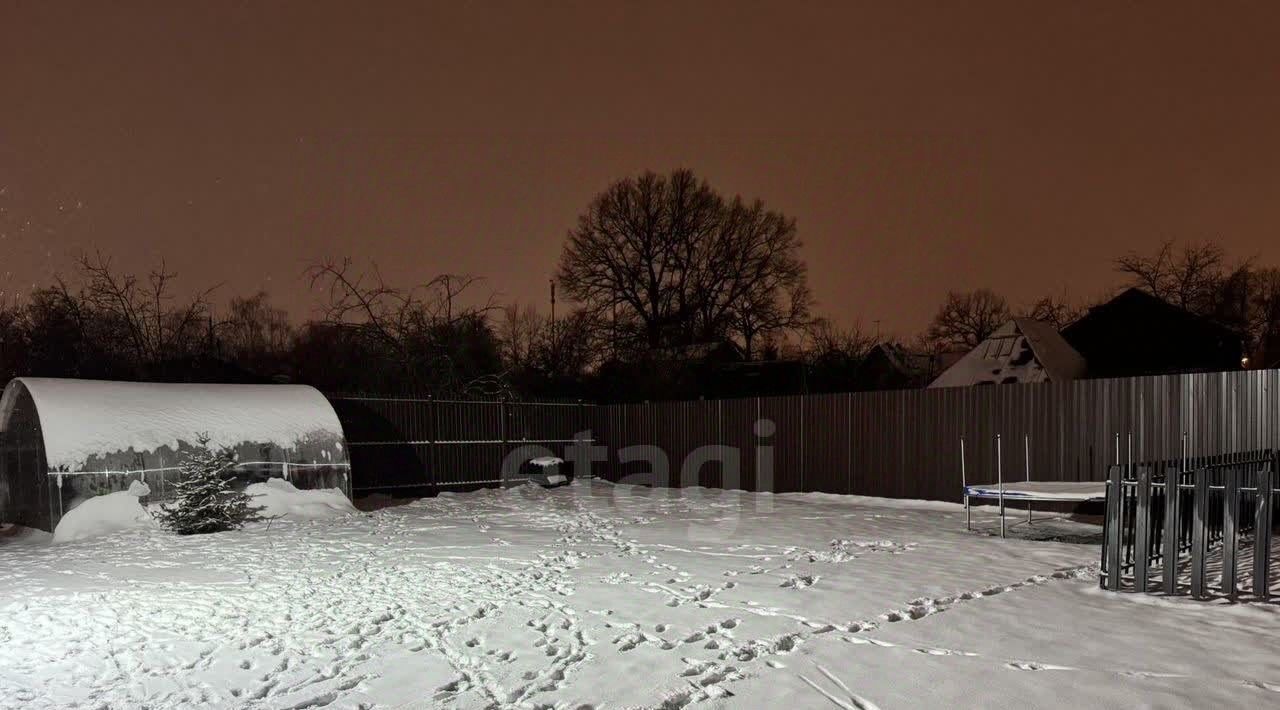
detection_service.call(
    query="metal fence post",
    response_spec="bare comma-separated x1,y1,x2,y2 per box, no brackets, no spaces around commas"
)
1134,465,1151,592
1104,462,1123,591
428,395,437,493
960,436,969,531
997,434,1005,539
1191,467,1209,600
1254,462,1273,601
1162,434,1186,595
1024,434,1032,525
1222,466,1240,601
499,399,508,484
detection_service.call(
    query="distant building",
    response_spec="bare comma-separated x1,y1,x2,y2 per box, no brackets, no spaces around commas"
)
929,319,1087,388
856,343,961,390
1062,288,1243,378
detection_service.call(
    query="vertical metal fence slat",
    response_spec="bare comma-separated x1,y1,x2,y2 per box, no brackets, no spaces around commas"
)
1104,464,1123,591
1191,468,1209,600
1134,466,1151,592
1255,463,1273,601
1162,467,1180,595
1222,469,1240,601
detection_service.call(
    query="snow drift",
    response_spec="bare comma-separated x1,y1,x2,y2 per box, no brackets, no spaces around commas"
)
52,480,155,543
50,478,355,542
246,478,357,520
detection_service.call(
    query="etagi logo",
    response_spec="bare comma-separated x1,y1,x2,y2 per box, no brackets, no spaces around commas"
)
499,419,777,542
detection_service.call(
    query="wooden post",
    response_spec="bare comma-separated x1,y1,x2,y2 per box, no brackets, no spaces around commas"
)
1254,463,1273,602
1222,466,1240,601
1191,467,1209,600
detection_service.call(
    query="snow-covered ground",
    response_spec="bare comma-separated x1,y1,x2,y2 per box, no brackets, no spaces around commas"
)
2,480,1278,709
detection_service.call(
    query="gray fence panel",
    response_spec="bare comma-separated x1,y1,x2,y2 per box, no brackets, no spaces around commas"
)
590,369,1280,502
331,396,593,492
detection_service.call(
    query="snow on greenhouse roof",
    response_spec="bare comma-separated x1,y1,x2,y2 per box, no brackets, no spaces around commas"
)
6,378,346,472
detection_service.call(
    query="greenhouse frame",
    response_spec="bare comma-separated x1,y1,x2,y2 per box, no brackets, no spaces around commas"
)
0,377,350,531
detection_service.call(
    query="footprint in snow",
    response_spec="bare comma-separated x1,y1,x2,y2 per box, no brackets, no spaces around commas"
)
842,636,893,647
1005,661,1075,671
781,574,819,589
913,647,978,657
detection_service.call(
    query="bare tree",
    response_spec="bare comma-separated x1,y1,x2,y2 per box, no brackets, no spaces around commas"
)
925,289,1010,350
306,258,502,395
1249,267,1280,367
1114,239,1274,358
0,297,26,379
1115,240,1232,313
803,318,876,364
557,169,811,359
499,303,600,389
1021,293,1084,330
62,252,217,369
221,291,294,365
531,308,600,379
498,303,542,370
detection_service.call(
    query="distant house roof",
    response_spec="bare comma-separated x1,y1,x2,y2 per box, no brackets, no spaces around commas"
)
1062,288,1243,378
855,343,963,390
928,319,1087,388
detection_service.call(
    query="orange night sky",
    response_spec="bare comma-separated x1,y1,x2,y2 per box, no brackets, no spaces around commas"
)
4,1,1280,337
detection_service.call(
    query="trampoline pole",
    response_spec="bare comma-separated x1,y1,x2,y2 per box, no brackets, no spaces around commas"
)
961,436,970,531
1181,432,1187,472
1025,435,1032,525
997,434,1005,538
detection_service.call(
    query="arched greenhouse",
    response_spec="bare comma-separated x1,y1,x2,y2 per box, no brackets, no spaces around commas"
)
0,378,350,531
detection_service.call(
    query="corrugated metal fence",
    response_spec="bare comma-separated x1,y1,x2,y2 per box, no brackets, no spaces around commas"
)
327,395,594,492
591,369,1280,502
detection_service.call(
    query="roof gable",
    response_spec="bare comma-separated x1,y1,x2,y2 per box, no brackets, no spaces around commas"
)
928,319,1086,388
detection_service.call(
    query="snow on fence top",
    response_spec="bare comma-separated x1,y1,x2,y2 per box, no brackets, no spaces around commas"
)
2,378,348,474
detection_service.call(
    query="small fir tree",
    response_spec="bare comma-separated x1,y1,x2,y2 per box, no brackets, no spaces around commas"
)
155,434,261,535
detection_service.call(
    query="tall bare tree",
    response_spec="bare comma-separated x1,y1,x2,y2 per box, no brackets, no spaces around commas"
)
54,252,216,370
498,303,542,370
1115,240,1235,313
1250,267,1280,367
220,291,294,372
557,169,810,359
925,289,1010,350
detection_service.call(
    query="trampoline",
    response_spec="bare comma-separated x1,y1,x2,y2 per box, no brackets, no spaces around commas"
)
961,435,1106,538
